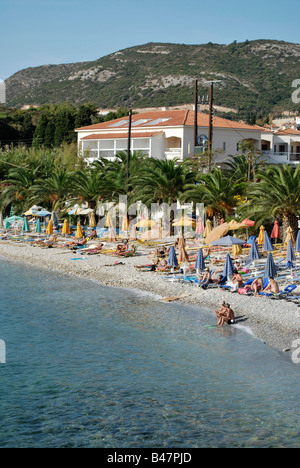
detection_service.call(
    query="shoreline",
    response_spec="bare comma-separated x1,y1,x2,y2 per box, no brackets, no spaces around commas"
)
1,239,300,354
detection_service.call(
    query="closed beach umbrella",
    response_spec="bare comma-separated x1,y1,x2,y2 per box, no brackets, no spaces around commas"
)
264,252,277,278
105,212,114,229
285,226,295,247
22,218,30,233
168,246,178,268
204,219,212,238
232,235,243,256
89,212,96,228
178,245,189,263
121,214,129,232
51,211,58,225
263,231,274,252
109,227,117,242
286,239,296,266
222,253,235,277
35,218,42,234
75,222,84,238
0,213,3,229
196,217,205,235
46,219,53,235
258,226,265,245
271,220,280,240
4,220,10,229
295,231,300,252
248,238,261,262
62,219,71,235
129,224,137,241
195,248,205,272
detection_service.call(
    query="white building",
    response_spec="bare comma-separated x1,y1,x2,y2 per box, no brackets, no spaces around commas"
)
260,126,300,165
75,109,262,165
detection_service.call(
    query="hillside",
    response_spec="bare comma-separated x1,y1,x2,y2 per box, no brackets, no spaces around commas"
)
5,40,300,114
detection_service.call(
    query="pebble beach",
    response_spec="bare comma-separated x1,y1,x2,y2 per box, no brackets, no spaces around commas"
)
1,237,300,355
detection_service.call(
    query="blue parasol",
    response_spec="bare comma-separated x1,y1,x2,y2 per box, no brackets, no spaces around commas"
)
211,235,245,246
264,252,277,278
222,253,235,277
168,246,178,268
295,231,300,252
263,231,274,252
195,248,205,271
248,238,261,262
286,239,296,267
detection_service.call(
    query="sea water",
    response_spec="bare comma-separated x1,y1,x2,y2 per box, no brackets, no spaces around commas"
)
1,258,300,448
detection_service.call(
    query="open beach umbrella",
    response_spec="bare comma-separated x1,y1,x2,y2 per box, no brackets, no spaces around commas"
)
258,226,265,245
263,231,274,252
35,218,42,234
22,218,30,233
46,219,53,235
248,238,261,262
62,219,71,235
168,246,178,269
227,219,247,230
271,220,280,240
286,239,296,267
135,219,157,228
204,223,229,245
264,252,277,278
89,212,97,228
173,215,196,228
295,231,300,252
75,222,84,238
285,227,295,247
242,218,255,227
195,248,205,272
222,253,235,278
211,235,245,246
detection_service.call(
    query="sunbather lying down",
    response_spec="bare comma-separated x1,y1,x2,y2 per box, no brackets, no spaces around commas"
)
66,236,87,248
82,243,104,255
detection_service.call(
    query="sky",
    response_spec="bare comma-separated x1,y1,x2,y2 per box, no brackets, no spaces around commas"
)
0,0,300,80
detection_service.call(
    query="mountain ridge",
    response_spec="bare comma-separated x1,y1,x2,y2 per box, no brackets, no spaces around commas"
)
5,39,300,115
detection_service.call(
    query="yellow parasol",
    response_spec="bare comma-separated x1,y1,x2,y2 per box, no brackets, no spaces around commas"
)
204,219,212,238
62,219,71,235
172,215,196,228
258,225,265,245
228,219,248,230
46,219,53,235
129,224,137,241
75,222,84,238
232,235,243,256
135,219,157,228
284,226,295,246
205,222,229,245
140,229,168,240
89,212,96,228
122,214,129,232
105,212,114,228
109,227,117,242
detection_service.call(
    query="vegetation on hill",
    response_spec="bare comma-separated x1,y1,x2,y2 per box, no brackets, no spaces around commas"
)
5,40,300,116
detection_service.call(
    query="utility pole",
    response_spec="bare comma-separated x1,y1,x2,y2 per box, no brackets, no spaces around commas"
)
204,80,221,171
127,109,132,184
194,80,198,148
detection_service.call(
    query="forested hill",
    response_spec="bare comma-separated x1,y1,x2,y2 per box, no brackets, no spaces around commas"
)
5,39,300,114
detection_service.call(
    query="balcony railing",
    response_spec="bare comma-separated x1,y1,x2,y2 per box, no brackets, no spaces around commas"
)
261,151,300,164
165,149,182,160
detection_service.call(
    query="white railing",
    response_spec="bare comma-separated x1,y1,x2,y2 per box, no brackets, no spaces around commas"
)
261,151,300,164
165,149,182,160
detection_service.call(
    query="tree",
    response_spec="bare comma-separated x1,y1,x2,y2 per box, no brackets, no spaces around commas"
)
238,164,300,241
69,169,105,210
182,167,241,226
31,168,72,212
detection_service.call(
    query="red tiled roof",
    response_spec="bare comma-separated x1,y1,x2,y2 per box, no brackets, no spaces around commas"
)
76,109,259,132
81,131,164,140
275,128,300,136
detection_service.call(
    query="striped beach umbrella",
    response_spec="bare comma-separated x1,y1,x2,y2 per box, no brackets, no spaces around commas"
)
286,239,296,267
222,253,235,277
248,238,261,262
263,231,274,252
168,246,178,268
295,231,300,252
195,249,205,272
264,252,277,278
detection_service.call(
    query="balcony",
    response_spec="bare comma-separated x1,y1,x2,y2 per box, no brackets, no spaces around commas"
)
261,151,300,165
165,148,182,160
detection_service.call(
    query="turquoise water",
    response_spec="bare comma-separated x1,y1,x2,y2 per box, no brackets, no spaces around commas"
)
1,258,300,448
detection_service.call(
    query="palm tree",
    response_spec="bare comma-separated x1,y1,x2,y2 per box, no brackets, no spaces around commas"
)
238,164,300,241
182,167,241,226
31,168,72,213
133,158,193,234
1,166,40,213
69,169,105,210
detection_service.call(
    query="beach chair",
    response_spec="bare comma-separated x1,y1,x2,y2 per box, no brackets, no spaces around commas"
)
269,284,297,300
